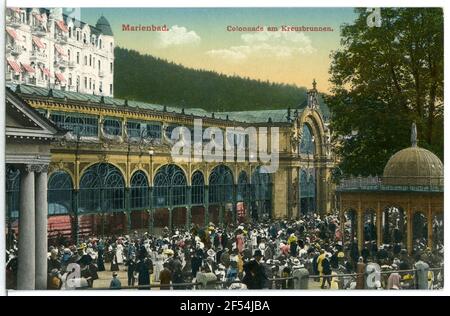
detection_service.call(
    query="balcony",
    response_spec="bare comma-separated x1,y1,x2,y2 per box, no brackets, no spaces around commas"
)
31,25,47,37
68,61,76,69
5,72,21,84
98,70,105,77
6,44,22,56
6,17,22,28
27,77,48,87
54,59,68,69
56,34,68,45
30,50,48,63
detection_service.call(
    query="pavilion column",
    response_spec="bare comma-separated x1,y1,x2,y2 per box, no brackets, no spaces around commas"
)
427,209,433,249
357,209,364,253
407,209,413,255
17,165,36,290
376,205,382,248
35,165,49,290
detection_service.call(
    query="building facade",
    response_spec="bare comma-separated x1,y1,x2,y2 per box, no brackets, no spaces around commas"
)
5,81,335,242
5,7,114,97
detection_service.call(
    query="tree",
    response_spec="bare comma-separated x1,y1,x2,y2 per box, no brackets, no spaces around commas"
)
327,8,443,176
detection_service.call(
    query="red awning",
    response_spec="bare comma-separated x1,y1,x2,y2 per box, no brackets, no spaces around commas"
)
21,63,35,73
9,7,22,13
6,28,18,40
54,44,67,56
40,65,51,77
55,20,69,33
7,59,22,73
55,72,66,83
32,36,45,49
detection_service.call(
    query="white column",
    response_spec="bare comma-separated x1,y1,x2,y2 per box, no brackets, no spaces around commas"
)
35,166,48,290
17,165,36,290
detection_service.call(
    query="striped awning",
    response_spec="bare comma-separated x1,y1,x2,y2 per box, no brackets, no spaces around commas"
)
6,28,18,40
55,20,69,32
54,44,67,56
40,65,51,77
55,72,66,83
7,59,22,73
32,36,45,49
21,63,35,73
9,7,22,13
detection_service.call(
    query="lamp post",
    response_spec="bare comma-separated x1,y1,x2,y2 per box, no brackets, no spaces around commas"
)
148,149,154,234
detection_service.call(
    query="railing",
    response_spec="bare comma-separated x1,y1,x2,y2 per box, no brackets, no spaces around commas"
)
56,34,68,44
30,50,47,61
6,44,22,56
31,26,47,37
337,176,444,193
75,267,444,290
6,17,22,28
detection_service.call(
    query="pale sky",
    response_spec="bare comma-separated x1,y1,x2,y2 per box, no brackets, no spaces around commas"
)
80,8,358,93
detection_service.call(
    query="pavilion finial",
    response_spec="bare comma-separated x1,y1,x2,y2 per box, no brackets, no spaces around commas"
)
411,122,418,147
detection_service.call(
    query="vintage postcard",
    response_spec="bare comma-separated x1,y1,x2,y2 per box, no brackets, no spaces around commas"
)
2,4,444,296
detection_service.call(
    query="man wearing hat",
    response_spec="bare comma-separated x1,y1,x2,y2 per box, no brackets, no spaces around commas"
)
242,250,267,289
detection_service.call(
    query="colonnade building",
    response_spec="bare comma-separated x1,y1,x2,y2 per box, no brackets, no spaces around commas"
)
6,80,334,245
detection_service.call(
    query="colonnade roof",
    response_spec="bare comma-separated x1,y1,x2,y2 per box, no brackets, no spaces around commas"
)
8,84,329,125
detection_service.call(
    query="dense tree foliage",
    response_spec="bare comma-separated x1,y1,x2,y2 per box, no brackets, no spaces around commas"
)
114,47,311,112
327,8,443,177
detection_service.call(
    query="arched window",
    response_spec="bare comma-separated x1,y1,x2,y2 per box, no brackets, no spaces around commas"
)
48,171,73,215
79,163,125,213
299,123,315,155
153,164,187,208
130,171,149,209
237,171,249,202
251,166,271,202
103,117,122,136
209,165,234,204
251,166,272,219
191,171,204,205
299,169,315,214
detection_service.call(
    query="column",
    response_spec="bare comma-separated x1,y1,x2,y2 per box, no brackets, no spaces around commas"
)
407,209,413,255
72,189,79,244
427,209,433,249
17,165,36,290
376,204,382,248
124,187,131,233
168,208,173,233
35,165,49,290
186,207,192,231
204,185,209,227
186,186,192,230
357,209,364,253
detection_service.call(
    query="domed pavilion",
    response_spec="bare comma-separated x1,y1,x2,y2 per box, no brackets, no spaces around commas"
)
336,123,443,254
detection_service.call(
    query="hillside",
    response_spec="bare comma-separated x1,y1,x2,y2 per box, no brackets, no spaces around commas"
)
114,47,327,114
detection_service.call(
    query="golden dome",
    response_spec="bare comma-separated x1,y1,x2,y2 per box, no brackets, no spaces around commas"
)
382,123,443,186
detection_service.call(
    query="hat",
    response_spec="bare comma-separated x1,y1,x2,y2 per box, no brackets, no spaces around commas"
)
113,272,118,277
253,250,263,258
77,243,87,250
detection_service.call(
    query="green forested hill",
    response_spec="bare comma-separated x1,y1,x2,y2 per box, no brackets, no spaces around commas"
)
114,47,313,112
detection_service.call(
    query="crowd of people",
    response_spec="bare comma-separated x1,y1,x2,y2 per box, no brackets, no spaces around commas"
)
5,213,444,290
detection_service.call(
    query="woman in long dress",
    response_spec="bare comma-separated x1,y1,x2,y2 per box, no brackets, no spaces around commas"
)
153,249,164,282
116,242,124,265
